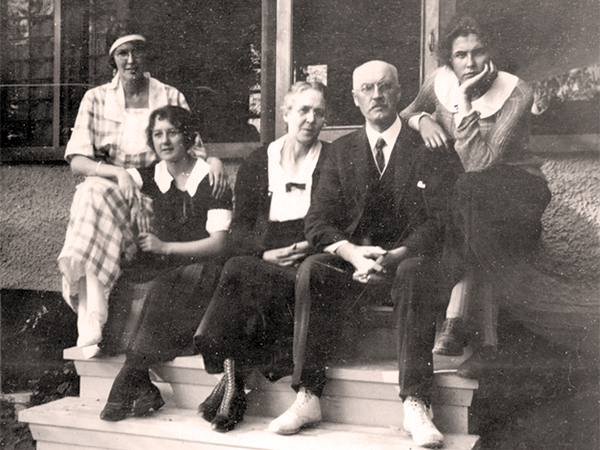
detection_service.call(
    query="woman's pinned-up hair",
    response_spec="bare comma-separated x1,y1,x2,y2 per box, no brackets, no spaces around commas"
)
147,105,198,152
437,16,492,66
280,81,327,114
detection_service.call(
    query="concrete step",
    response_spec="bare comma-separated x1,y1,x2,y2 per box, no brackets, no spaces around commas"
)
20,396,481,450
64,346,478,434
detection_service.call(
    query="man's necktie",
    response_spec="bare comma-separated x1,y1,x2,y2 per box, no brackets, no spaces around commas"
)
374,136,386,174
285,182,306,192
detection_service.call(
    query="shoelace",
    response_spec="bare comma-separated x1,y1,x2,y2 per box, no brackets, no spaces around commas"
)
289,390,314,413
407,400,432,425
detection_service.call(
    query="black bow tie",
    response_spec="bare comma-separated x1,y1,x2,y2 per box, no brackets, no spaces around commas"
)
285,182,306,192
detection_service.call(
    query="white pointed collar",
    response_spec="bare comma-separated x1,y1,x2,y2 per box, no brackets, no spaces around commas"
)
434,66,519,119
154,158,210,197
104,73,168,122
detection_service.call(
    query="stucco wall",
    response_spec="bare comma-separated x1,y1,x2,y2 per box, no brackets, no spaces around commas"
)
1,164,76,291
1,151,599,294
539,155,600,290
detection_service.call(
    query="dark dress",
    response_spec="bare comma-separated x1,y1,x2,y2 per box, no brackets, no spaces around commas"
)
194,142,326,380
101,161,232,363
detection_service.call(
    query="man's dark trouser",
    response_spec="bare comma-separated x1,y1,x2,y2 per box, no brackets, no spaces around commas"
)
292,253,447,404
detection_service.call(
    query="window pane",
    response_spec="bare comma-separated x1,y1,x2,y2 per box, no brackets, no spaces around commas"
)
293,0,421,126
30,120,53,145
31,59,53,79
31,85,52,100
30,17,53,36
31,0,54,15
7,18,29,39
7,40,30,60
32,99,53,118
5,61,30,80
128,0,262,142
1,0,56,149
10,101,31,120
7,0,29,17
30,37,53,58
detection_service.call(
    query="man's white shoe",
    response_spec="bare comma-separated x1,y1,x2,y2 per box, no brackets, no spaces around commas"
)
403,396,444,448
268,387,322,435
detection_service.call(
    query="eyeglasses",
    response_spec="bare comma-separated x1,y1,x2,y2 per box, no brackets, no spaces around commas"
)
114,49,147,61
355,81,395,96
152,129,182,140
294,106,326,119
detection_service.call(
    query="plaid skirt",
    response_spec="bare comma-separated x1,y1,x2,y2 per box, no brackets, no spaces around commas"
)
58,176,153,311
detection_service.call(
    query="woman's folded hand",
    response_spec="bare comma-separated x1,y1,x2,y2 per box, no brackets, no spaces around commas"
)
262,241,310,267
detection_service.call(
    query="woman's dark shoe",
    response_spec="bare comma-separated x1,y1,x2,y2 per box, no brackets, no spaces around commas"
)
100,401,131,422
132,383,165,417
198,376,227,422
210,358,247,433
433,317,468,356
211,385,246,433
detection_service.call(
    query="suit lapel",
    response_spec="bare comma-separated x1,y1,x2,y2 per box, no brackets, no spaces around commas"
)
349,127,371,210
389,125,418,211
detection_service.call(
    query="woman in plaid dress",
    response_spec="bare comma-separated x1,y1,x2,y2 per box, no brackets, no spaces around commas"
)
401,16,551,377
100,105,232,421
58,22,226,358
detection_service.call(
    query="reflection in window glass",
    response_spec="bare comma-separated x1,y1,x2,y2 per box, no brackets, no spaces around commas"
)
31,0,53,15
7,0,28,17
1,0,54,147
293,0,421,127
130,0,262,142
8,19,29,39
297,64,328,86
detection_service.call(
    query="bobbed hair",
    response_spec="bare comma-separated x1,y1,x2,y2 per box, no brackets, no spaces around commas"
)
147,105,197,152
437,16,492,67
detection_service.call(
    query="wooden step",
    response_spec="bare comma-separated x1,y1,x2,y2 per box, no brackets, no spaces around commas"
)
63,346,478,434
20,396,481,450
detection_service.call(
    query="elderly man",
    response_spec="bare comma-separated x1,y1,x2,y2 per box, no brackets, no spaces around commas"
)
268,60,462,448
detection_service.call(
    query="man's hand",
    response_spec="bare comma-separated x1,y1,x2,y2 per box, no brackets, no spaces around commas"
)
350,245,410,284
336,242,387,284
263,241,311,267
418,115,450,150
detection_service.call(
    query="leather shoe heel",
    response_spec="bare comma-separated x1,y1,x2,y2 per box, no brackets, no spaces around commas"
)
100,401,129,422
132,383,165,417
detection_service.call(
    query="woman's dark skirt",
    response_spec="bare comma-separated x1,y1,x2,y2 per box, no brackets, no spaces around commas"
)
194,255,297,382
444,164,552,280
102,256,222,364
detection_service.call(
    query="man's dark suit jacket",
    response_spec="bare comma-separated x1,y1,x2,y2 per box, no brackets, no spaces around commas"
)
304,121,461,257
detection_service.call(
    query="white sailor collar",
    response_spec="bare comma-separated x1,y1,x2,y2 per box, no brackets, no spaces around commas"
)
154,158,210,197
434,66,519,118
104,73,168,122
